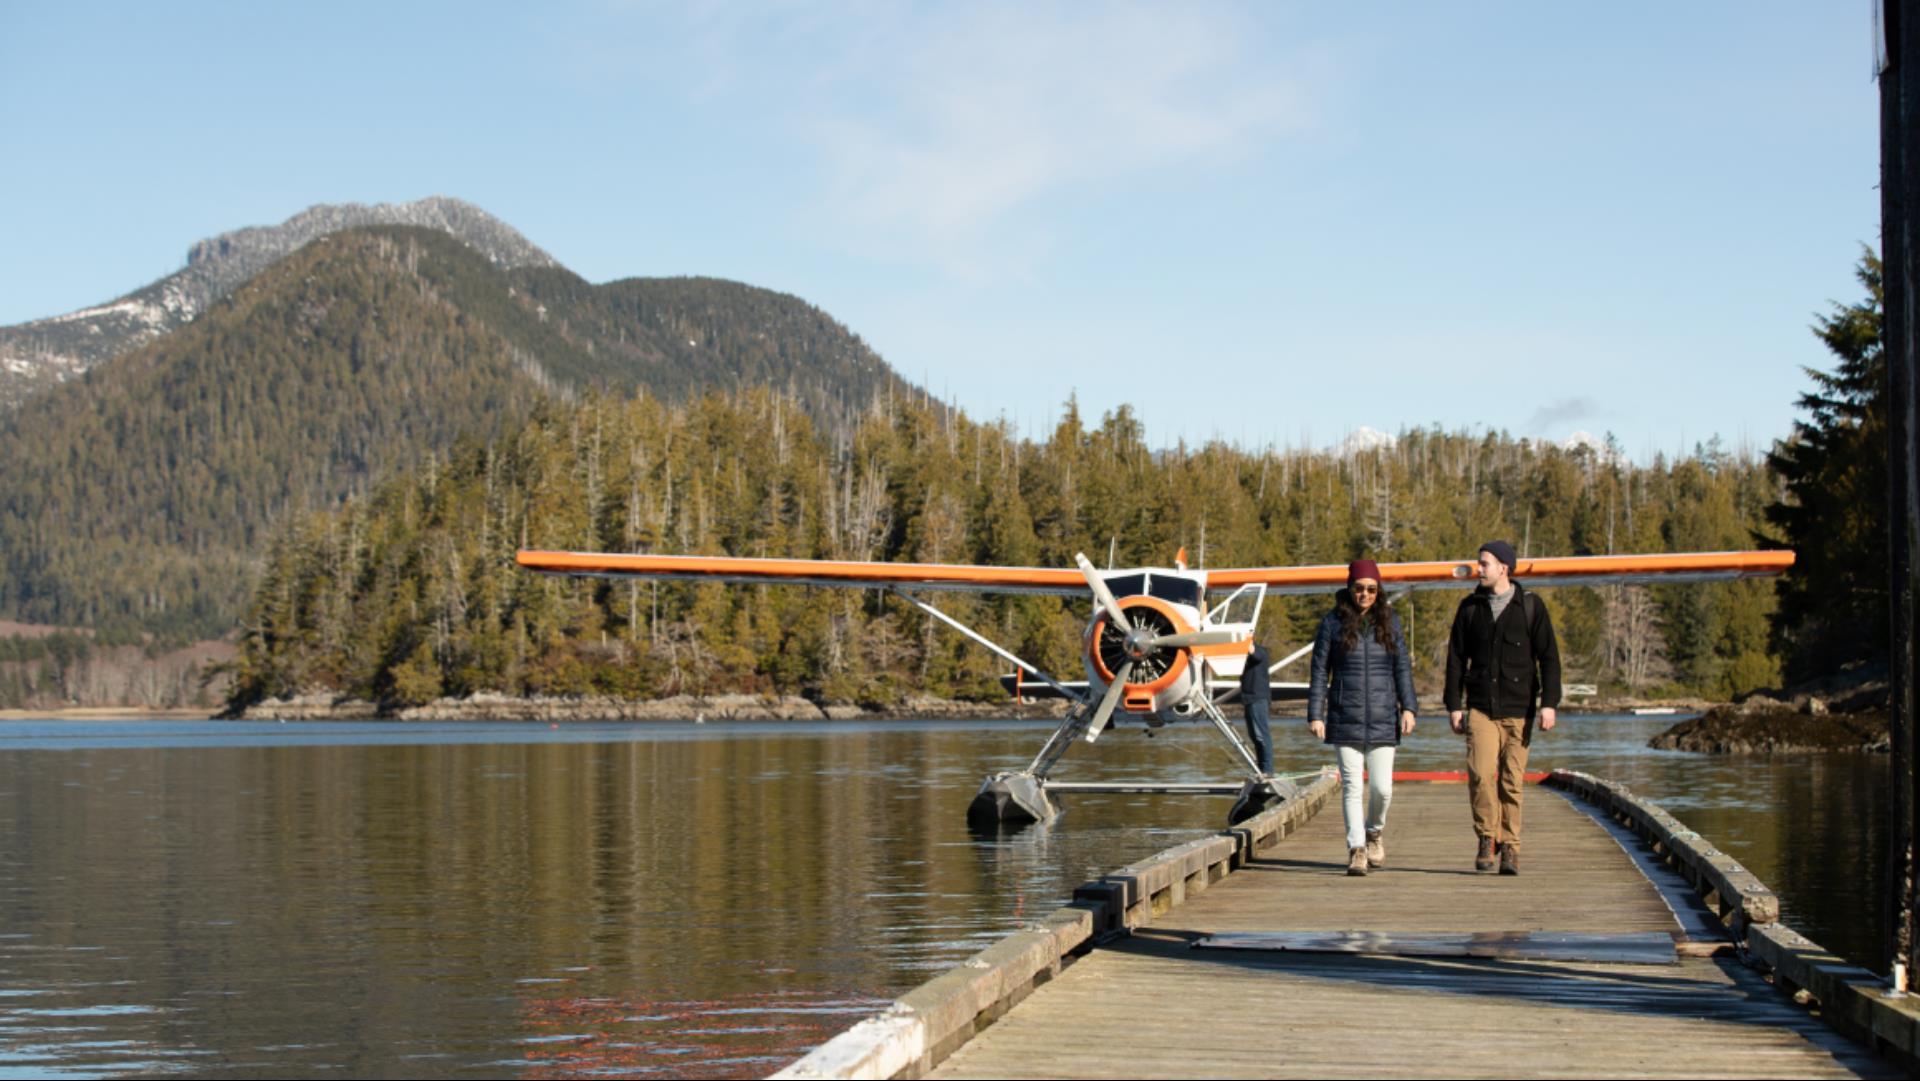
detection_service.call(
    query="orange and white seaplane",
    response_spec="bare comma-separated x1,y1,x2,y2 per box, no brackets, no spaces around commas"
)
516,547,1792,827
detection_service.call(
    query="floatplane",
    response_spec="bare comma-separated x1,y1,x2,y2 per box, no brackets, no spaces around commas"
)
515,547,1792,827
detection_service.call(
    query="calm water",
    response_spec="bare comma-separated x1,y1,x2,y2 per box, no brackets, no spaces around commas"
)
0,714,1890,1078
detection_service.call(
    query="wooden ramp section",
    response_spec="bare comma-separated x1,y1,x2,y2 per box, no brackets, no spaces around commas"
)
925,784,1893,1080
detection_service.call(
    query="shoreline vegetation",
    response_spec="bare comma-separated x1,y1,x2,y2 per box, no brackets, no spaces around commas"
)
227,691,1711,723
226,692,1077,723
8,692,1716,724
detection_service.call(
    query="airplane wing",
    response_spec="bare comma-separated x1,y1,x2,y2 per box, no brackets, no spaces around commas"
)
515,550,1090,595
518,548,1792,595
1205,550,1795,595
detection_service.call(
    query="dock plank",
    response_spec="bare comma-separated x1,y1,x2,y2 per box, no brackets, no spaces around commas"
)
927,784,1895,1079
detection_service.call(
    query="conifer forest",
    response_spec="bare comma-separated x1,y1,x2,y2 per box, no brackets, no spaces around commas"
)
221,389,1786,713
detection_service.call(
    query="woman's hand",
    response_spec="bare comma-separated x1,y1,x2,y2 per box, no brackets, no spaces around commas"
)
1400,710,1416,735
1308,720,1325,740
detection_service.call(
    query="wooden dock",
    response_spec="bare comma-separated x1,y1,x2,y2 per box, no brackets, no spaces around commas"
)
778,773,1920,1080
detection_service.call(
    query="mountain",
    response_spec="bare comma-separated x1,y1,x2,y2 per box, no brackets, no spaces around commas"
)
0,223,905,641
1561,430,1624,463
1333,426,1397,456
0,197,557,410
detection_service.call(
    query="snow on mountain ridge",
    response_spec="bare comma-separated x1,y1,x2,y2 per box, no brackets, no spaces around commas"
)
1333,426,1397,456
0,197,557,410
1561,430,1625,462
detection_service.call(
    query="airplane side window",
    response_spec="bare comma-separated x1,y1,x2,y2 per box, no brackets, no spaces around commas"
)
1207,584,1266,626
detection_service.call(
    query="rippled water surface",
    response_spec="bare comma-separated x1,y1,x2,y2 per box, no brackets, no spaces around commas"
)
0,714,1889,1077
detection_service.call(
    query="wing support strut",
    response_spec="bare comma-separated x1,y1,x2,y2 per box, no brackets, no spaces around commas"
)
1196,694,1268,781
884,588,1089,707
885,587,1103,832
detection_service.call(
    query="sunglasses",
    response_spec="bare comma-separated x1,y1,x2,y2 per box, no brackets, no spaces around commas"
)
1351,583,1380,595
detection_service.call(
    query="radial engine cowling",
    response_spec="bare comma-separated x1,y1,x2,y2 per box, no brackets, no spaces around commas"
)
1082,595,1201,718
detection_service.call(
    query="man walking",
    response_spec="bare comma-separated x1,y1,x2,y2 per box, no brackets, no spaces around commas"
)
1240,640,1273,774
1444,540,1561,875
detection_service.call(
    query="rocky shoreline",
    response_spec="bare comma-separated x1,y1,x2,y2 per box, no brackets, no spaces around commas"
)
1647,668,1891,754
231,692,1074,723
219,692,1725,724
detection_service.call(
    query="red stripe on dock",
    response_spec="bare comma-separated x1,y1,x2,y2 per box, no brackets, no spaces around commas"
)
1391,770,1550,783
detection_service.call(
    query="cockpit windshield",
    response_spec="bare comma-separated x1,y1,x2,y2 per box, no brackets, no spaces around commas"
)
1102,573,1201,608
1147,576,1202,607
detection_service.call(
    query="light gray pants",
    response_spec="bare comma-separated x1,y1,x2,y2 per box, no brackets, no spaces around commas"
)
1336,744,1396,850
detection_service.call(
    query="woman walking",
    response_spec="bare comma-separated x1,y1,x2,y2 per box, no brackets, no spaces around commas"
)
1307,559,1418,876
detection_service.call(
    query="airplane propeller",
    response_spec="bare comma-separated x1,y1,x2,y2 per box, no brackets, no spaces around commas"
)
1085,660,1132,742
1073,552,1247,741
1074,552,1131,629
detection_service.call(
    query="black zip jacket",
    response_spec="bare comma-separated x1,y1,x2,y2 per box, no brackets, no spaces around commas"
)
1443,582,1561,720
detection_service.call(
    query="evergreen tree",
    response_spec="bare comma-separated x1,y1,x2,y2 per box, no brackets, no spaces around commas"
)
1766,252,1888,680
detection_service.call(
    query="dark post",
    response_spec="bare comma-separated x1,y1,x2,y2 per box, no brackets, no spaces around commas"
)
1882,0,1920,986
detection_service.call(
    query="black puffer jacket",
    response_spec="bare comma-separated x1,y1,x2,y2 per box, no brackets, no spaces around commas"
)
1306,597,1417,746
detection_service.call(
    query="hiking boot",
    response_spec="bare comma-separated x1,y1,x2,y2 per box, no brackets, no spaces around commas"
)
1366,829,1386,869
1347,846,1369,876
1499,843,1520,876
1475,837,1496,873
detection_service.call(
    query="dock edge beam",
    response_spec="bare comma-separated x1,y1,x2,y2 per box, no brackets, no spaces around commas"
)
1546,768,1920,1073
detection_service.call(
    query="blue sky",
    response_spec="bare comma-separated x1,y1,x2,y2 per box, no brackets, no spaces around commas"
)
0,3,1881,456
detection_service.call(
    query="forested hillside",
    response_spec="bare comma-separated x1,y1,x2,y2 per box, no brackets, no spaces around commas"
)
0,196,558,410
0,229,566,641
224,389,1782,712
0,226,907,645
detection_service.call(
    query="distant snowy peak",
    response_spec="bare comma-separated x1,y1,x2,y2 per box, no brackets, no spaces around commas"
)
1333,426,1397,456
1561,430,1623,462
0,197,558,410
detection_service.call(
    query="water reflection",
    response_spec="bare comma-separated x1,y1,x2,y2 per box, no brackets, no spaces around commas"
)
0,714,1891,1077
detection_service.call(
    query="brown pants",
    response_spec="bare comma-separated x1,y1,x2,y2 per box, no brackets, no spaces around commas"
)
1466,710,1531,847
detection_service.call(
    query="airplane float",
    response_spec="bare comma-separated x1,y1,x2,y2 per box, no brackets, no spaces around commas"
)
515,546,1793,828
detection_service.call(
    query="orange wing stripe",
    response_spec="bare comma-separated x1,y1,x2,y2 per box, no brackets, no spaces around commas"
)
1206,550,1794,590
516,550,1086,589
521,549,1793,592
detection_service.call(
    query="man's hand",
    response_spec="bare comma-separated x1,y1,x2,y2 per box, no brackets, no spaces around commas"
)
1539,707,1557,731
1400,710,1416,735
1308,720,1325,740
1449,710,1464,734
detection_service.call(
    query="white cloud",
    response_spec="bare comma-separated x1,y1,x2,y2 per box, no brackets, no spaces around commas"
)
795,4,1318,276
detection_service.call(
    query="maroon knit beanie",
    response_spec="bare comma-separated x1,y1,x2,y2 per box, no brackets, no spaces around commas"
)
1347,559,1381,586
